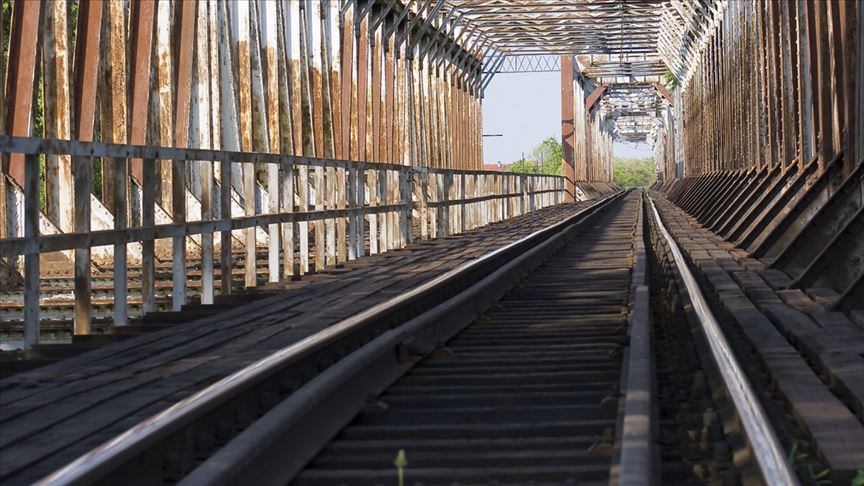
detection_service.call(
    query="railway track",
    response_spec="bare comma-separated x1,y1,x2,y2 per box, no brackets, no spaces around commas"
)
29,191,802,486
290,192,643,484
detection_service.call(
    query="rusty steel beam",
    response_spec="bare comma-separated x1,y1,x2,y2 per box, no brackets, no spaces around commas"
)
70,0,102,336
310,1,325,159
357,14,369,162
289,0,309,275
585,85,607,112
371,25,383,163
560,55,575,203
4,0,41,187
233,1,257,286
0,1,6,137
796,0,815,171
840,0,860,173
194,0,215,305
73,0,102,142
129,0,155,184
813,0,834,174
328,1,346,264
42,0,73,232
327,1,340,158
99,0,128,215
170,0,195,310
309,0,326,271
173,5,195,137
828,1,843,156
341,3,354,161
262,0,281,280
217,0,238,293
653,82,674,107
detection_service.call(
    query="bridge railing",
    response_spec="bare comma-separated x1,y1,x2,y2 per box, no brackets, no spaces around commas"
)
417,167,564,239
0,136,564,348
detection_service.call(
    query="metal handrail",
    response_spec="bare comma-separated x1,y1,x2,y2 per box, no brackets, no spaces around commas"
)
0,135,566,181
647,195,799,486
36,193,619,486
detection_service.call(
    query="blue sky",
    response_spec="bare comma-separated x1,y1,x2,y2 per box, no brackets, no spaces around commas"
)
481,72,654,164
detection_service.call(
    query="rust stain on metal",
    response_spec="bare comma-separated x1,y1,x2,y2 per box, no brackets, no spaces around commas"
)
73,0,103,142
4,0,41,187
43,0,73,232
173,0,196,150
156,1,174,209
128,0,155,184
357,15,369,162
340,4,354,160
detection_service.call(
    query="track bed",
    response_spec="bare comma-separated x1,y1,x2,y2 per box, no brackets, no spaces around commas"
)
293,194,641,484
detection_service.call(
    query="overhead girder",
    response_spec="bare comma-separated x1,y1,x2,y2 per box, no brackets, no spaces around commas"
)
437,0,727,144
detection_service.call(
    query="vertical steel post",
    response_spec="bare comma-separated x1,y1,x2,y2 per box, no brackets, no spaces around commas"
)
42,0,73,233
73,155,92,335
142,157,157,312
113,156,128,326
105,0,128,325
840,0,859,173
98,0,128,214
4,0,41,187
155,1,174,209
814,0,834,174
72,0,102,335
796,0,815,169
23,154,40,348
129,0,155,186
262,0,281,282
329,1,346,265
0,0,5,138
560,55,576,202
195,0,215,305
171,0,195,310
218,0,238,294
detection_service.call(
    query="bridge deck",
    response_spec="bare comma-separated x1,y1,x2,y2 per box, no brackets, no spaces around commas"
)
0,201,593,484
650,192,864,475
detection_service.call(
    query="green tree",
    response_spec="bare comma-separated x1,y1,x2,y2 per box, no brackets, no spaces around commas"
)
614,156,657,188
509,136,563,175
509,158,540,174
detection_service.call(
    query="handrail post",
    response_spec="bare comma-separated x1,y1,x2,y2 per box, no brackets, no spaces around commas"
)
219,154,232,294
113,156,129,325
520,173,526,215
172,157,186,310
376,169,390,253
357,163,366,258
420,168,430,240
73,154,92,335
23,153,40,348
347,163,357,261
283,155,296,277
460,172,466,233
401,166,411,245
530,175,536,214
142,157,158,310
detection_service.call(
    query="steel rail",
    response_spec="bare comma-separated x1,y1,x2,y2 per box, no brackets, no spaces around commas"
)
647,195,799,486
36,193,622,486
179,191,627,485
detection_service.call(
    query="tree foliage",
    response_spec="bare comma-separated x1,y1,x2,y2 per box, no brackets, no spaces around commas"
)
664,68,680,90
2,0,10,88
614,156,656,188
508,136,563,175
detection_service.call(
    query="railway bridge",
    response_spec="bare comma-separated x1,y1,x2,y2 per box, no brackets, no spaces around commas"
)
0,0,862,484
